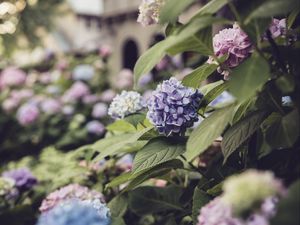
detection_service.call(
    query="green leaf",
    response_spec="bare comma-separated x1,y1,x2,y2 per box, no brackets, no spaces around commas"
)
160,0,195,24
229,54,270,102
186,105,234,161
134,40,170,87
106,120,136,132
271,180,300,225
288,8,300,29
93,127,153,161
203,82,230,106
127,159,183,190
222,111,267,163
192,187,211,225
124,113,146,127
232,98,255,124
246,0,300,23
193,0,228,17
128,186,183,215
133,137,185,174
108,195,128,217
106,172,132,189
265,109,300,149
182,63,218,88
200,80,224,95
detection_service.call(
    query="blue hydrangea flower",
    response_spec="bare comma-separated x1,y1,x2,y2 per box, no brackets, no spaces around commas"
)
37,200,111,225
147,78,203,136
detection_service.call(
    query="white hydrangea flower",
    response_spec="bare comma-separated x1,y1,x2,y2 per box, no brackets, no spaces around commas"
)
137,0,165,26
108,91,143,119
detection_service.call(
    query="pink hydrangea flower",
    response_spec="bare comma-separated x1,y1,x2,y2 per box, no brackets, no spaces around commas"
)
2,98,19,112
82,94,100,105
208,24,252,79
39,184,105,213
17,103,40,126
62,81,90,103
268,18,286,39
115,69,133,89
99,45,112,58
0,67,26,88
100,89,117,103
137,0,165,26
86,121,105,136
92,103,108,118
40,99,62,114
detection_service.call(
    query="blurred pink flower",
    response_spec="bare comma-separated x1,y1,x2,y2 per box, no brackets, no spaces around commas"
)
155,57,169,71
92,103,108,118
115,69,133,89
17,103,39,126
99,45,112,58
86,120,105,136
0,67,26,88
2,98,19,112
100,89,117,103
40,98,62,114
83,94,100,105
62,81,90,103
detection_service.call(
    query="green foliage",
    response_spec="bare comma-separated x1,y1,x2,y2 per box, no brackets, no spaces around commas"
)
186,105,235,161
192,187,211,225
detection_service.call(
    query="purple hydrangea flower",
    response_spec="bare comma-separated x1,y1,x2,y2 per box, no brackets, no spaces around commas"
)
39,184,105,213
40,99,62,114
83,94,100,105
208,23,252,79
17,103,40,126
0,67,26,88
268,18,286,39
86,121,105,136
37,200,111,225
92,103,108,118
2,168,37,190
147,77,203,136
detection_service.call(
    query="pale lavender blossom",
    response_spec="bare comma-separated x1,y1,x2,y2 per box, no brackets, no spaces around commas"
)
137,0,165,26
115,69,133,89
82,94,100,105
147,77,203,136
92,103,108,118
62,105,75,116
72,65,95,81
39,72,53,84
2,168,37,191
100,89,117,103
40,99,62,114
17,103,40,126
62,81,90,103
11,89,34,101
0,67,26,88
39,184,105,213
268,18,286,39
108,91,143,119
208,23,252,79
156,57,169,71
86,121,105,136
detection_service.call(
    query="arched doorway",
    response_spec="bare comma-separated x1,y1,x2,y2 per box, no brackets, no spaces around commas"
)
122,39,139,70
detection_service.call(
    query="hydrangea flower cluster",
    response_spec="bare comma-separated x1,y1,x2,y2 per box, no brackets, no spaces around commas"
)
92,103,108,118
86,120,105,136
115,69,133,89
2,168,37,191
40,98,62,114
108,91,143,119
147,77,203,136
208,23,252,79
72,65,95,81
268,18,286,39
197,170,285,225
39,184,105,212
222,170,285,215
62,81,90,103
37,200,111,225
137,0,165,26
17,103,40,126
100,89,117,103
0,67,26,89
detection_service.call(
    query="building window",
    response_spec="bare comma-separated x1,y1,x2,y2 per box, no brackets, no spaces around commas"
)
122,39,139,70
